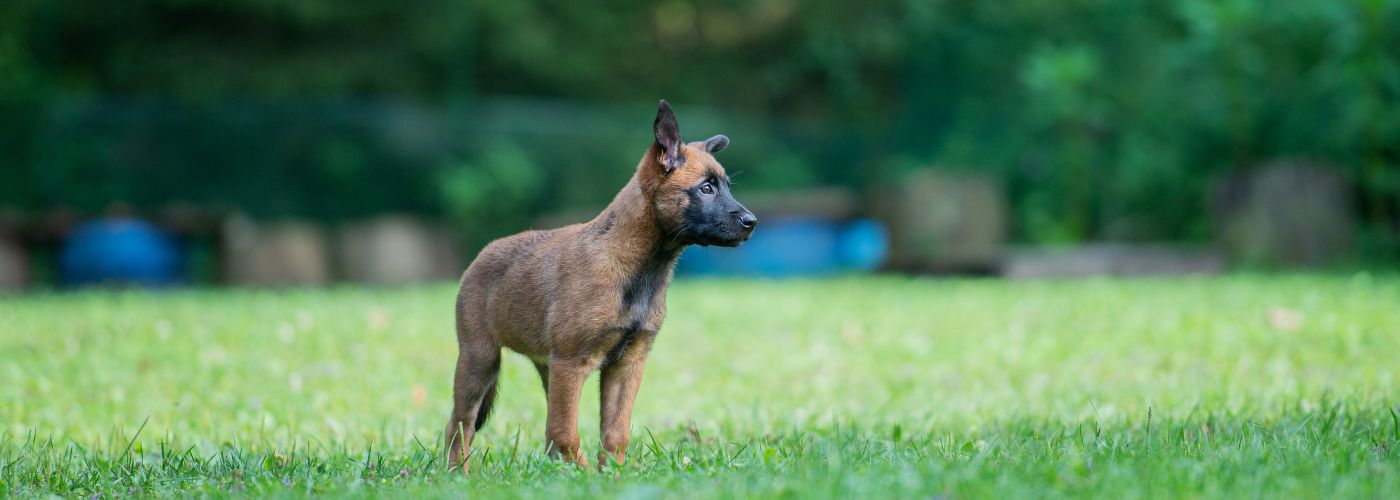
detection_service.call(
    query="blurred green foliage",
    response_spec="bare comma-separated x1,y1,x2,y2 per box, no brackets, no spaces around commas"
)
437,143,545,249
1,0,1397,254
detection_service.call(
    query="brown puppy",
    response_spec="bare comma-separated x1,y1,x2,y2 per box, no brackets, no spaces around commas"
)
445,100,756,473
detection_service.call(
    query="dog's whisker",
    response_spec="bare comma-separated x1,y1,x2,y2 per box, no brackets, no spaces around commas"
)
669,224,690,244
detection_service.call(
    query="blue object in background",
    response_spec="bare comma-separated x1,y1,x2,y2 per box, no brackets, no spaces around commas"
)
677,217,888,277
836,218,889,272
60,218,185,286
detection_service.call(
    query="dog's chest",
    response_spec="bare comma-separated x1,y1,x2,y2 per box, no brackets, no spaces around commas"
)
618,273,664,331
617,252,675,332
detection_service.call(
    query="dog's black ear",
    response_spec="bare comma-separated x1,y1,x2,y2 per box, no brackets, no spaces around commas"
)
654,100,683,174
704,134,729,153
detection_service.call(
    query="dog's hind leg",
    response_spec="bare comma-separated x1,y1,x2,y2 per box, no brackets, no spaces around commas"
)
444,332,500,475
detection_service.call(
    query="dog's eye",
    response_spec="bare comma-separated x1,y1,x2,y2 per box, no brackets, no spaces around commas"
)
700,183,715,195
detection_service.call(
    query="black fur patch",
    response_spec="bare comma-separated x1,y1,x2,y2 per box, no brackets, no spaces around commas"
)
619,246,679,320
681,188,710,240
603,321,642,368
616,245,681,365
678,175,746,246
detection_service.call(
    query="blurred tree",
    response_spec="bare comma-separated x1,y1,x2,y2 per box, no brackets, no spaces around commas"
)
0,0,1397,257
437,143,544,249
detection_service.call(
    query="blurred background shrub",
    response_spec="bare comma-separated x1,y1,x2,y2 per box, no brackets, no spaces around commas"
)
1,0,1397,282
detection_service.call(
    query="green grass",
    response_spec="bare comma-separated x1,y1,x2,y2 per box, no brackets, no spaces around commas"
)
2,274,1398,498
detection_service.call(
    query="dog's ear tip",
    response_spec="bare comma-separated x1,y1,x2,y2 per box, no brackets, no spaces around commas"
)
705,134,729,153
655,100,678,125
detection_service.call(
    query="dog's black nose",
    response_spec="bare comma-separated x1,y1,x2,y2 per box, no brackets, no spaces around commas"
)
737,211,757,229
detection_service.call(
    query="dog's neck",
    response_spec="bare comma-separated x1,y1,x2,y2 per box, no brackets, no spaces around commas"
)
587,157,685,278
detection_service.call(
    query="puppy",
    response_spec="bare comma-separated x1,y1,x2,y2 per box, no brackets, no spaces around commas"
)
445,100,756,472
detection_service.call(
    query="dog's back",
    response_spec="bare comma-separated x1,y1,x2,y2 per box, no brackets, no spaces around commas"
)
457,223,587,354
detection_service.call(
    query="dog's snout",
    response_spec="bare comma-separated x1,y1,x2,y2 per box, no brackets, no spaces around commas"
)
736,211,758,229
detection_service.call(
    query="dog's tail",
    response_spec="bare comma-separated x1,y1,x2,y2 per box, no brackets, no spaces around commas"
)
473,381,497,431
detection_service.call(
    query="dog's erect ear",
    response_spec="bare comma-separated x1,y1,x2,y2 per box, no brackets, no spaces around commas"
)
653,100,683,174
704,134,729,153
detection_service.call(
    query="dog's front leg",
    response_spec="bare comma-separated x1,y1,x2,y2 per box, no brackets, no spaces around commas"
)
545,355,592,468
598,331,657,467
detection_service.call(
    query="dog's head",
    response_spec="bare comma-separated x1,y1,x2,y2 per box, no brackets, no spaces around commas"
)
640,100,757,247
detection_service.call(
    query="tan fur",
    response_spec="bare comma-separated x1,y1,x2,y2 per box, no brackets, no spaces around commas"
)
445,130,735,473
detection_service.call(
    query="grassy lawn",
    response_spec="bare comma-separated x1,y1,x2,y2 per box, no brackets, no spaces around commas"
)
2,274,1398,498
